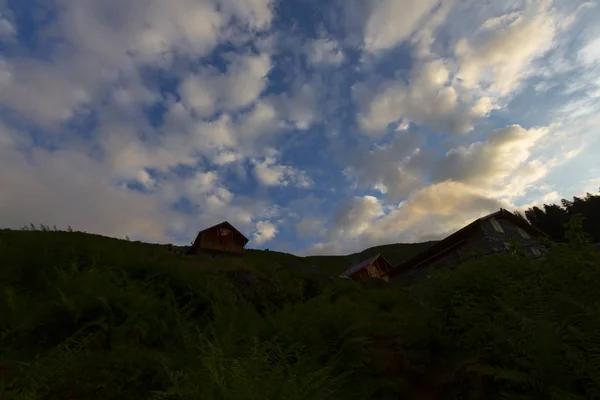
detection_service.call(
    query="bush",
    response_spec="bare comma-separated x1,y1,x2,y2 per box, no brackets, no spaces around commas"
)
1,220,600,399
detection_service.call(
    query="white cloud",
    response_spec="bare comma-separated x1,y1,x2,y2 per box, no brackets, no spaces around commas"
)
304,181,505,255
0,12,15,38
363,0,441,53
433,124,549,189
355,60,492,135
0,145,172,242
329,195,384,239
220,0,274,30
99,122,195,180
343,131,425,200
583,177,600,194
213,150,241,166
1,0,598,257
158,98,283,165
0,0,274,126
253,220,278,244
579,36,600,65
273,82,322,130
296,217,325,238
237,100,282,142
187,171,220,196
252,151,313,188
306,38,344,66
0,59,94,125
454,1,558,96
136,169,156,189
180,52,272,118
411,0,453,57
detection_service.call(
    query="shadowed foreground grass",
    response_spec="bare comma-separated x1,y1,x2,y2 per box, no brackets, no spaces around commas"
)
1,219,600,399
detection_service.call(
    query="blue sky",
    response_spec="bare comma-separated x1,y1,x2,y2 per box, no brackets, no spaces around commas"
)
1,0,599,255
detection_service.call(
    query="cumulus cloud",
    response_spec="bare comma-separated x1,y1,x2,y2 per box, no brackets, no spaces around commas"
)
579,36,600,66
343,131,426,199
296,217,325,238
179,52,272,118
272,81,323,131
0,142,172,242
354,1,586,138
363,0,441,53
0,12,15,38
220,0,274,30
0,0,274,126
1,0,597,257
252,150,313,188
432,124,549,189
355,60,494,135
253,220,278,244
159,97,281,164
307,119,574,255
306,38,344,66
328,195,384,239
304,181,505,255
454,1,558,95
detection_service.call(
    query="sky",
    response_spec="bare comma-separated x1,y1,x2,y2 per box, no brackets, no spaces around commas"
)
1,0,599,255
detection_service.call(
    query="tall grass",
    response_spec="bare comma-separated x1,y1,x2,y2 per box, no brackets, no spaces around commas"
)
1,217,600,399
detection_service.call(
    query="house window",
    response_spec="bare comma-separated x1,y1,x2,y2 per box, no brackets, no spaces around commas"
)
490,218,504,233
367,265,378,277
218,228,231,236
517,227,530,239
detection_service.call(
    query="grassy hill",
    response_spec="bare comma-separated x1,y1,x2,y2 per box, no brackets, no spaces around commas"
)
2,223,600,399
303,241,437,274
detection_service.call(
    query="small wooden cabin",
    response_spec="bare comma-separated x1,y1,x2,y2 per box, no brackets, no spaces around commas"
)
190,221,249,255
382,209,548,283
339,254,393,283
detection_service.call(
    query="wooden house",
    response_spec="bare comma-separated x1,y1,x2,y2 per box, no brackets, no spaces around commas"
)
382,209,548,283
339,254,394,282
190,221,249,255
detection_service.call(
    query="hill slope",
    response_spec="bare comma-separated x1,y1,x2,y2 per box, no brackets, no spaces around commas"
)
155,230,435,275
2,226,600,400
303,241,437,274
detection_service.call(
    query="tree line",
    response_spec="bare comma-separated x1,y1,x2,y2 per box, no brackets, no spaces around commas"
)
520,189,600,243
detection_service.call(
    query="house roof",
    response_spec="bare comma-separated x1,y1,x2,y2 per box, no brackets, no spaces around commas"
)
339,253,386,278
383,209,547,279
195,221,249,245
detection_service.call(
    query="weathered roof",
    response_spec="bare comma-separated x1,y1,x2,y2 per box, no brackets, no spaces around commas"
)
195,221,249,245
383,208,547,279
339,253,381,278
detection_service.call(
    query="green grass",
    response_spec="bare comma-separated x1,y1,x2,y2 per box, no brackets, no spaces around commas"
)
1,218,600,399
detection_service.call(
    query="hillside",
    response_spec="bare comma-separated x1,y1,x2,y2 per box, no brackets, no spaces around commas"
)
303,241,437,274
2,224,600,400
111,230,435,276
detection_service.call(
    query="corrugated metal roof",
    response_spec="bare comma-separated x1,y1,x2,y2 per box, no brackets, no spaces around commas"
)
339,254,381,278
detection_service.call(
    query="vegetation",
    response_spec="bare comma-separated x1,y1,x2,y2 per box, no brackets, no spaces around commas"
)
524,190,600,242
1,214,600,399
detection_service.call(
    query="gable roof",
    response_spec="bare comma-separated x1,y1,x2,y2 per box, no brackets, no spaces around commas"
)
195,221,249,245
383,209,547,279
339,253,388,278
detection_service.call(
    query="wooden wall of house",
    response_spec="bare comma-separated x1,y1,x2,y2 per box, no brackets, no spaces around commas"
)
198,228,245,253
349,258,391,282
